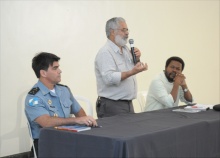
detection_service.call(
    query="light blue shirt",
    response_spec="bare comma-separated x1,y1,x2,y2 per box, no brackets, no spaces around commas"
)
25,80,81,139
95,39,137,100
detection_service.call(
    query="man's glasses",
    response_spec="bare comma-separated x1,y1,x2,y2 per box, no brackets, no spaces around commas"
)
115,28,129,33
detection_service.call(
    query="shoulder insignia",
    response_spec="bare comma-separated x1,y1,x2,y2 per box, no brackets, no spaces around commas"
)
57,83,68,87
28,87,40,95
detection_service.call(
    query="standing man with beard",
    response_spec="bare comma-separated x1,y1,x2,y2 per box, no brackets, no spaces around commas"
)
95,17,148,118
144,56,193,111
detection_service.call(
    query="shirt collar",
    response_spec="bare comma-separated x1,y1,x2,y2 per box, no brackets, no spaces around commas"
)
107,39,125,55
37,80,48,94
161,71,173,85
37,80,58,96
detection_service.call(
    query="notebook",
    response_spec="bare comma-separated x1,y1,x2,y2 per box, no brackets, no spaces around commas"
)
56,125,91,132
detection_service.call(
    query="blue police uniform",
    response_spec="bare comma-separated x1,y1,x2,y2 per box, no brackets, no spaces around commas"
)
25,80,81,139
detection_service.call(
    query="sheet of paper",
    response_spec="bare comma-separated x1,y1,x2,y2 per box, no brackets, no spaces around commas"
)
184,104,214,110
172,109,202,113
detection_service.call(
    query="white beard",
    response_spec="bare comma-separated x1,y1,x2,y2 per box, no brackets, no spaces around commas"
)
115,35,127,47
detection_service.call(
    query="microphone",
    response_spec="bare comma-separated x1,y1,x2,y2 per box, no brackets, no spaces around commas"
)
129,39,137,65
213,104,220,111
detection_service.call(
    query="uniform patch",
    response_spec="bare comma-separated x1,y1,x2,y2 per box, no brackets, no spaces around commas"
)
29,97,39,106
28,87,40,95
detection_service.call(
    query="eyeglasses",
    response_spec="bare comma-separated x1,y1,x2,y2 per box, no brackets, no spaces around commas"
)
115,28,130,33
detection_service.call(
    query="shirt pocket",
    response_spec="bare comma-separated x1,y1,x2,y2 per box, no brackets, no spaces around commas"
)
117,62,126,71
62,99,72,117
62,99,72,109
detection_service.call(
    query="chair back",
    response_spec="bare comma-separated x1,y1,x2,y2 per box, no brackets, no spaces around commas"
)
74,95,93,116
137,91,148,112
25,115,37,158
1,89,31,155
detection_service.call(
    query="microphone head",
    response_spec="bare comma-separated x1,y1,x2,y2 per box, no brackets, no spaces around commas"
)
129,39,134,44
213,104,220,111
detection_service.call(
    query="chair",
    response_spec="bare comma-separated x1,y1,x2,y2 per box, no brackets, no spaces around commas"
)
74,95,93,116
137,91,148,112
23,89,37,158
1,89,31,156
26,116,37,158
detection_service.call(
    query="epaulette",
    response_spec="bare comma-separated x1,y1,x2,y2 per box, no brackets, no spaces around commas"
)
57,83,68,87
28,87,40,95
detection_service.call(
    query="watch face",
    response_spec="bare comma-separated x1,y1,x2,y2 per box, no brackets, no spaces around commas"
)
184,88,188,92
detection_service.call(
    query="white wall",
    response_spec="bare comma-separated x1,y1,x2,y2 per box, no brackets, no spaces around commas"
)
0,0,219,156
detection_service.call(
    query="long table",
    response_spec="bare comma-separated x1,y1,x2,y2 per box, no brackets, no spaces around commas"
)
39,107,220,157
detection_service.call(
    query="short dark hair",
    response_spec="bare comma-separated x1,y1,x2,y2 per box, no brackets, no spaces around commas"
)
32,52,60,78
165,56,185,71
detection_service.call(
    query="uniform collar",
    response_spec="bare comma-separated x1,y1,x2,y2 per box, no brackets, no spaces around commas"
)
37,80,60,96
54,84,63,96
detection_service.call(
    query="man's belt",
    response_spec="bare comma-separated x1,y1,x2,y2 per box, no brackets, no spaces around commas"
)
99,97,132,102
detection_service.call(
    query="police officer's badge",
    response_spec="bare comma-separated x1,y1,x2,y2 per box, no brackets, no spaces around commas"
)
48,99,52,105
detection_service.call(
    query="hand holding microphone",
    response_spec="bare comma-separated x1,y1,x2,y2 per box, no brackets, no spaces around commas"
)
129,39,138,65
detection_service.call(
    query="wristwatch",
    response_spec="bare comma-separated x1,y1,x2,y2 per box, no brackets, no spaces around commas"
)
183,88,188,93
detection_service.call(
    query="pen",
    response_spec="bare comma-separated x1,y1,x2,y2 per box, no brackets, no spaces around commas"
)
93,125,102,128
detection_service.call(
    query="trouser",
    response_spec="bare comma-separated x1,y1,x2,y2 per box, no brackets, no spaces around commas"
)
96,97,134,118
30,139,38,158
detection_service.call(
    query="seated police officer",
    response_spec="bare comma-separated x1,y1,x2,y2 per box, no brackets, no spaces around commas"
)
25,52,97,157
